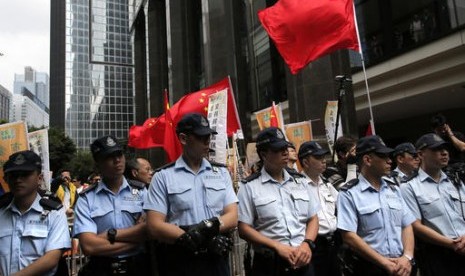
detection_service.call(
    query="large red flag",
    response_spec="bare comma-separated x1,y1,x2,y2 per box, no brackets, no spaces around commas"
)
163,90,182,161
258,0,359,74
128,77,241,149
128,115,165,148
169,77,241,136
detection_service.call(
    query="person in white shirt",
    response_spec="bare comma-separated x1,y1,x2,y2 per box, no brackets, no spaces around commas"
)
298,141,341,276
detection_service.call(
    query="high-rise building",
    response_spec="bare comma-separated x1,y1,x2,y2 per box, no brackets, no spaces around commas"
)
0,84,12,122
50,0,134,149
10,93,49,128
14,66,49,110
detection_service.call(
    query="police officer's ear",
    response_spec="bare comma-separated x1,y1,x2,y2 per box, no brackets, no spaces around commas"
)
178,133,188,145
417,150,424,160
362,154,372,167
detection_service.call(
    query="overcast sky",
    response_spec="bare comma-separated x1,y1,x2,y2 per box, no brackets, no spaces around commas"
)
0,0,50,92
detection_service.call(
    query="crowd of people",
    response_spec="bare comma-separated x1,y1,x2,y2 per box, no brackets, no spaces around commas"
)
1,112,464,276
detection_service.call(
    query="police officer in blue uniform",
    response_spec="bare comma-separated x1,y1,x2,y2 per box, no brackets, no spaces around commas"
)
238,127,320,276
401,133,465,275
298,141,341,276
0,150,70,276
145,113,238,276
337,136,416,276
73,135,148,275
392,143,419,182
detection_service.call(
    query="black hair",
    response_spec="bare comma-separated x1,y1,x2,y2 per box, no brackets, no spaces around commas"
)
431,113,447,129
334,136,357,158
124,158,140,180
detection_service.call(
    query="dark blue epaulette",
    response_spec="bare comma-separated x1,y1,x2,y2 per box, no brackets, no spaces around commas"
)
340,178,359,191
0,192,13,209
39,197,63,211
80,183,98,194
402,170,418,183
286,167,305,178
209,161,227,168
241,172,261,184
128,179,146,190
155,161,176,173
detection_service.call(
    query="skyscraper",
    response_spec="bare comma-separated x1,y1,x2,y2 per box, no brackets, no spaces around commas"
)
50,0,134,149
14,66,49,110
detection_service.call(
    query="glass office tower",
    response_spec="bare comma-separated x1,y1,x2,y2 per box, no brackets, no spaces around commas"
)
53,0,134,149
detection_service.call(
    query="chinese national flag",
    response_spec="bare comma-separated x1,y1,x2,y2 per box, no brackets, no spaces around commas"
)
258,0,359,74
128,115,166,149
169,77,241,136
270,102,279,128
128,77,241,149
163,90,182,161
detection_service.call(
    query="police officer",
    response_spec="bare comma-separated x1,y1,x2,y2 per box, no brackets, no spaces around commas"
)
337,136,416,276
298,141,341,276
238,127,320,276
145,113,238,276
400,133,465,275
392,143,420,182
0,150,70,276
73,135,149,275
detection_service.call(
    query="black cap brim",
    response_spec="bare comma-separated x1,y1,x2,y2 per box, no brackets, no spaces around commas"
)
269,140,291,151
4,165,38,173
428,141,448,149
192,127,218,136
375,147,394,154
313,149,330,156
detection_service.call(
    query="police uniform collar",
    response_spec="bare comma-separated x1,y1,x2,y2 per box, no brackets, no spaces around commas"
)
417,168,449,184
175,156,211,173
7,193,42,214
301,171,324,187
95,177,131,194
260,167,292,184
358,175,388,192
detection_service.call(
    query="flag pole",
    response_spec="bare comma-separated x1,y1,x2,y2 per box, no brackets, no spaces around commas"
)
352,1,376,135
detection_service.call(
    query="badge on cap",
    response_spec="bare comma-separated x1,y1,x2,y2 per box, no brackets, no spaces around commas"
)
201,116,209,127
276,129,284,139
106,137,116,147
316,144,322,149
379,137,386,146
13,154,26,165
433,134,443,142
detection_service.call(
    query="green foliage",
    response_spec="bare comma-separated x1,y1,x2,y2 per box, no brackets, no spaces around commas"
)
65,150,95,182
48,127,77,176
0,119,8,125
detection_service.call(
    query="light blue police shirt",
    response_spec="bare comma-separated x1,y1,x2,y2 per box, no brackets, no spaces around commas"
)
238,168,320,246
73,177,146,257
401,168,465,238
0,193,70,276
144,157,238,226
337,175,416,258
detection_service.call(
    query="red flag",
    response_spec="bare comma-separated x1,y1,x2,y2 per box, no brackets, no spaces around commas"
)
163,90,182,161
170,77,241,136
365,123,373,136
128,116,166,149
258,0,360,74
128,77,241,149
270,102,279,128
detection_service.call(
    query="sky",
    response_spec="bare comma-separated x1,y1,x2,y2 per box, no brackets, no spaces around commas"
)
0,0,50,92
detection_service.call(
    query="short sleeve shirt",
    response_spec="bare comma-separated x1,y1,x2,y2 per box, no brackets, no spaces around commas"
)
0,194,70,276
73,177,146,257
337,175,416,258
144,157,238,226
238,168,320,246
401,168,465,238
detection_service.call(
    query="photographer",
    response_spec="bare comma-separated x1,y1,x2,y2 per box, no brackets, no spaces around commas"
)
431,114,465,164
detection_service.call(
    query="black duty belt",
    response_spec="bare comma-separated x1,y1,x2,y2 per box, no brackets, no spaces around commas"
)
88,254,143,274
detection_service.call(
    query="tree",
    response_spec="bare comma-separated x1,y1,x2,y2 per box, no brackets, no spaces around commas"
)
65,150,95,182
48,127,77,176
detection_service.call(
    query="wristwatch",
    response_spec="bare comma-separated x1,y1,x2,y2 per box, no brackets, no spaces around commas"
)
403,254,416,266
107,228,117,244
303,239,316,251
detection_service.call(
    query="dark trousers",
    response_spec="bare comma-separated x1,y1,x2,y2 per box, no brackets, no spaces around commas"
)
251,248,314,276
416,242,465,276
312,234,342,276
156,243,230,276
78,254,150,276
